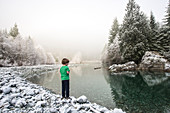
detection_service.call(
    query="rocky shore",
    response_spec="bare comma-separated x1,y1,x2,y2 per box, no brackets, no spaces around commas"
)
109,51,170,72
0,66,125,113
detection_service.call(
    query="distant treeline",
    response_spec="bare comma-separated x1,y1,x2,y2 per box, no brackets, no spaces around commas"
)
0,24,56,66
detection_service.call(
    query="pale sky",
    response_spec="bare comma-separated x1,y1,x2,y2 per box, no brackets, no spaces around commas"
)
0,0,168,60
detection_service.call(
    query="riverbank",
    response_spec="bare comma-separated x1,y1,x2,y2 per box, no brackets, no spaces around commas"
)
109,51,170,73
0,66,125,113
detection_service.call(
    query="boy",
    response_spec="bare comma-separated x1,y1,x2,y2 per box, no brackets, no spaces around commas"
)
60,58,70,99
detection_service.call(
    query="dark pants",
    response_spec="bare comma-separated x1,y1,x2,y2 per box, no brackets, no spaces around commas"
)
62,80,69,98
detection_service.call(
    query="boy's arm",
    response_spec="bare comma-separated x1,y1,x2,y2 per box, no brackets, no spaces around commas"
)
67,67,70,74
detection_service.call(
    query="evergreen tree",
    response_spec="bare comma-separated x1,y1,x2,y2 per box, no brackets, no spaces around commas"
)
108,18,119,45
150,11,157,30
119,0,150,64
148,11,160,51
164,0,170,27
156,1,170,60
9,23,19,37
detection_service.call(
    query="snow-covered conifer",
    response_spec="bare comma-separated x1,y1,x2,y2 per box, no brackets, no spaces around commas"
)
108,18,119,45
119,0,150,64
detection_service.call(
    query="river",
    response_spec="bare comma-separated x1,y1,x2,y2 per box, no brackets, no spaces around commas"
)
27,63,170,113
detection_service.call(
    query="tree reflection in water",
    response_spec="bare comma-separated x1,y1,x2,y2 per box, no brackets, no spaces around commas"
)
103,70,170,113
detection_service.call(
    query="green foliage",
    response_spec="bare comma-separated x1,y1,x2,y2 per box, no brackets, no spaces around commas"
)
9,23,19,38
119,0,150,64
108,18,119,45
150,11,157,30
156,1,170,60
148,11,160,51
164,1,170,27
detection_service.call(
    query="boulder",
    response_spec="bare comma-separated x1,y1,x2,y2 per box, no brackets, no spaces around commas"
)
109,61,137,72
77,95,88,104
2,86,11,94
139,51,170,72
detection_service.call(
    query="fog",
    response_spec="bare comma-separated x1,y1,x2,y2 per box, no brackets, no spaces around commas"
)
0,0,168,61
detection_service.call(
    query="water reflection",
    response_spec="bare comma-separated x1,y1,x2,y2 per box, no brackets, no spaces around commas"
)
104,70,170,113
27,71,61,93
71,65,83,76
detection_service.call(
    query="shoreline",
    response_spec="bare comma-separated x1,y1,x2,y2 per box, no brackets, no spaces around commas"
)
107,51,170,73
0,65,125,113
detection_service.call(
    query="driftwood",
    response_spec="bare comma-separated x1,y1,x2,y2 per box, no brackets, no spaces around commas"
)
94,67,101,70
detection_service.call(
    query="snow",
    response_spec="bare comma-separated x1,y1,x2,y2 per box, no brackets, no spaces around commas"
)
109,61,137,72
165,63,170,70
77,95,88,104
35,101,47,108
0,66,126,113
1,86,11,94
139,51,170,72
107,36,122,64
113,108,126,113
141,51,167,63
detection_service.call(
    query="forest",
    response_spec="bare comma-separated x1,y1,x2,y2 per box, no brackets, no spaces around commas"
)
102,0,170,66
0,24,56,67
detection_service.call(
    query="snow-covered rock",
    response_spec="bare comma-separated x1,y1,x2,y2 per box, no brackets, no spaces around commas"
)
35,101,47,108
139,51,170,72
113,108,126,113
15,98,27,108
50,108,58,113
109,61,137,72
2,86,11,94
77,95,88,104
165,63,170,72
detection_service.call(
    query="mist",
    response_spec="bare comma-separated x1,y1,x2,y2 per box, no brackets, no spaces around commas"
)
0,0,168,61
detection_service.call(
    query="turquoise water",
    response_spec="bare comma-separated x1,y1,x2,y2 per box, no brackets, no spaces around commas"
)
27,64,170,113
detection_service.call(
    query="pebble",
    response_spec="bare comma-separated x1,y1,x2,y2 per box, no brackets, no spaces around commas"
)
2,86,11,94
35,101,47,108
50,108,58,113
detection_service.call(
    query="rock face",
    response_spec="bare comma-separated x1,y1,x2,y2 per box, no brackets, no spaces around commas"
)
109,61,137,72
139,51,170,72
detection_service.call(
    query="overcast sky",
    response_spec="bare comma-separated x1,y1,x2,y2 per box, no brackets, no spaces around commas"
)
0,0,168,60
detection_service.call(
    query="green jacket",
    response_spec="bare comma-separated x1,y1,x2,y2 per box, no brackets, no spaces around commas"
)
60,66,70,80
